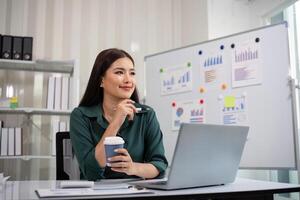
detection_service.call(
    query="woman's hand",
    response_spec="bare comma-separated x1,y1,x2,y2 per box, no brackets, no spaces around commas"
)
108,148,137,176
111,99,137,126
108,148,160,179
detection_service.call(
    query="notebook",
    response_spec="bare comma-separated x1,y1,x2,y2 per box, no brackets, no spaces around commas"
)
132,123,249,190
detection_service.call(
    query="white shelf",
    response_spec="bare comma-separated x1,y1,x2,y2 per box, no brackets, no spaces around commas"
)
0,155,55,160
0,58,79,180
0,107,72,115
0,59,74,74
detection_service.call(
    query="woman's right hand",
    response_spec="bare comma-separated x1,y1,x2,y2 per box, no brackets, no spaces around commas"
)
111,99,137,127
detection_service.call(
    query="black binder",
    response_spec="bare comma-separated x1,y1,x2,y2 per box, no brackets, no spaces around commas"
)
12,36,23,60
1,35,12,59
22,37,33,60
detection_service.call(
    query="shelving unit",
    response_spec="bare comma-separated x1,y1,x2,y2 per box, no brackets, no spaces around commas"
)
0,155,55,160
0,107,72,115
0,59,74,74
0,58,80,180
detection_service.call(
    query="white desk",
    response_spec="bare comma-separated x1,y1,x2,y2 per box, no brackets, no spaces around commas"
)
2,178,300,200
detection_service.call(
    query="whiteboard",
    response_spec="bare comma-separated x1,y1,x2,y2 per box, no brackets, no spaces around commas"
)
145,22,297,169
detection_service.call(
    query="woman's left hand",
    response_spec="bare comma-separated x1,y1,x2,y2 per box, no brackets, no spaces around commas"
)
109,148,136,175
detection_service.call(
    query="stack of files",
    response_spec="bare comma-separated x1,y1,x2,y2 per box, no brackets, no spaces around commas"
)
0,127,22,156
36,181,153,198
15,128,22,155
8,128,14,156
47,76,70,110
0,127,8,156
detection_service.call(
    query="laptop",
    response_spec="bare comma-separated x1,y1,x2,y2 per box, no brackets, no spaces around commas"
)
132,123,249,190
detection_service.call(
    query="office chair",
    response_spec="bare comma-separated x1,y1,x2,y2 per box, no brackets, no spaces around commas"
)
56,131,80,180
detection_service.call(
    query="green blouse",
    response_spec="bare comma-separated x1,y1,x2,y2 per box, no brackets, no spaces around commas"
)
70,103,168,181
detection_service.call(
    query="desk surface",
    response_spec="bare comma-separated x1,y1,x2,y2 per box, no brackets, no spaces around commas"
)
2,178,300,200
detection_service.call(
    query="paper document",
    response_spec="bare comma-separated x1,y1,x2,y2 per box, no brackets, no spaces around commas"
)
36,187,153,198
59,180,138,189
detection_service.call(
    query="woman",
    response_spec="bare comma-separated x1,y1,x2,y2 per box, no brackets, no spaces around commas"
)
70,48,168,181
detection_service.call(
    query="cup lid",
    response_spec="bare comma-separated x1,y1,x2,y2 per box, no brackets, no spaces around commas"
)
104,136,124,145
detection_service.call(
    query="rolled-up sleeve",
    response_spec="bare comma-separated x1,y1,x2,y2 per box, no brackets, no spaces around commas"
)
70,108,104,180
144,109,168,176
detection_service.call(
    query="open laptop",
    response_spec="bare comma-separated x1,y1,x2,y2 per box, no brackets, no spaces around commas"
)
132,123,249,190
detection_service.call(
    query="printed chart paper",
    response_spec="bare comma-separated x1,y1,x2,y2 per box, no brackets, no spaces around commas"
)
201,51,225,85
36,187,152,198
160,64,192,95
231,40,262,88
220,95,248,125
172,99,205,130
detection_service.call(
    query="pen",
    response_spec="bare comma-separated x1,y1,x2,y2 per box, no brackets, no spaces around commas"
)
136,107,150,114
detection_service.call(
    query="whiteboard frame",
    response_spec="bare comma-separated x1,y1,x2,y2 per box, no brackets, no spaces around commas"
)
144,22,299,170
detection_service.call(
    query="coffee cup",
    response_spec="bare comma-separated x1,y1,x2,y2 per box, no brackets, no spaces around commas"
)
104,136,125,166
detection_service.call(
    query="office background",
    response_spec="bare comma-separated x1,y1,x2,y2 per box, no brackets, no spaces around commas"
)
1,0,294,97
1,0,300,199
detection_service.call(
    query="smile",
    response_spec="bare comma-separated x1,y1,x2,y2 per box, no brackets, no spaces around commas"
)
119,86,133,90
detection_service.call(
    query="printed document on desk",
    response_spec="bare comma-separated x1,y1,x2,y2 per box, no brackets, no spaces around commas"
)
36,185,153,198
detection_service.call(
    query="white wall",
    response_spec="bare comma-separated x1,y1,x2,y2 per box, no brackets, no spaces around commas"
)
250,0,297,22
181,0,209,45
207,0,298,40
207,0,252,39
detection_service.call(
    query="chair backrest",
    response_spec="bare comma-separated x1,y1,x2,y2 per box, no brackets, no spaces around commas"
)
56,131,71,180
55,131,81,180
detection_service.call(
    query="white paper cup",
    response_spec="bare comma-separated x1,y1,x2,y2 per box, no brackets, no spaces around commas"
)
104,136,125,166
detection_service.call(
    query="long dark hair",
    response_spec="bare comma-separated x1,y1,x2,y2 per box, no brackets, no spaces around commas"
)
79,48,140,107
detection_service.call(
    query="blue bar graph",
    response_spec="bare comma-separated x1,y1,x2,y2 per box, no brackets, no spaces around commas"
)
204,55,223,67
178,71,191,84
163,76,175,86
235,48,258,63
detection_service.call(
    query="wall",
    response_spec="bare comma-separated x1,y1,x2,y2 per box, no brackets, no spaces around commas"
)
181,0,209,45
0,0,210,98
207,0,252,39
250,0,297,23
207,0,298,40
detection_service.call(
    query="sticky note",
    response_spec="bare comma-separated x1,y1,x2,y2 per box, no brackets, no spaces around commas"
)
224,96,235,108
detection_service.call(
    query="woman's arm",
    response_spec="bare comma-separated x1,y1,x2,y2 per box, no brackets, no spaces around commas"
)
109,107,168,179
94,121,122,167
70,108,105,180
95,99,137,167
